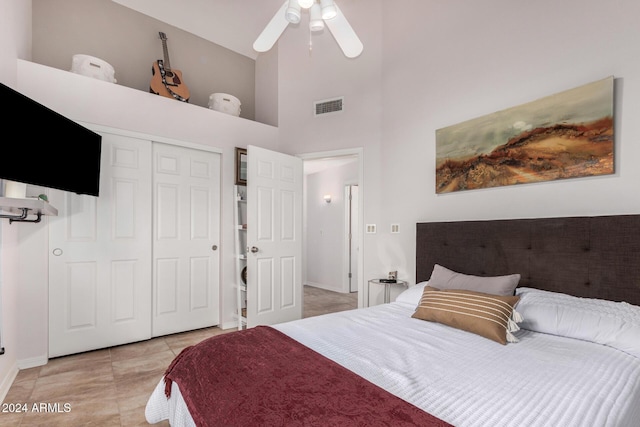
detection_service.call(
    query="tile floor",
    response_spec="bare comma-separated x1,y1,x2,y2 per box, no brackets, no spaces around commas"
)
2,286,357,426
303,284,358,318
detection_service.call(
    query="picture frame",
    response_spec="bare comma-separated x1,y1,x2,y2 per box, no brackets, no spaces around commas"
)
435,76,614,193
235,147,247,185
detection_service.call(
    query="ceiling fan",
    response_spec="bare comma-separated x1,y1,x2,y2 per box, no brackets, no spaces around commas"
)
254,0,363,58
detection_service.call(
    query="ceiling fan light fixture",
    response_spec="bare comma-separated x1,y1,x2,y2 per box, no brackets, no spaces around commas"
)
320,0,337,20
255,0,363,58
297,0,315,9
285,0,302,24
309,3,325,31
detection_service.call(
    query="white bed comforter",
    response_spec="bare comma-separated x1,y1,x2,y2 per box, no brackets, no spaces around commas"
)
146,300,640,427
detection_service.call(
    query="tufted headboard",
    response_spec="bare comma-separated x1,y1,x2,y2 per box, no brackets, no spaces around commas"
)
416,215,640,306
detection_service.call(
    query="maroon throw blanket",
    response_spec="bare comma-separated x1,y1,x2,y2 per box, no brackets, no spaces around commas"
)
164,326,452,427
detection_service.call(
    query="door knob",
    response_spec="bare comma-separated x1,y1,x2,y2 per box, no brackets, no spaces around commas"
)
250,246,259,253
52,248,63,256
211,245,218,251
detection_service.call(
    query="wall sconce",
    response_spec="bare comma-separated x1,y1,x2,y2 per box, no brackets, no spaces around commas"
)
323,194,332,203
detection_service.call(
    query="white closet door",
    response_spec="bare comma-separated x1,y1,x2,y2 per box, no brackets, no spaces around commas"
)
49,134,152,358
152,143,221,336
246,145,303,327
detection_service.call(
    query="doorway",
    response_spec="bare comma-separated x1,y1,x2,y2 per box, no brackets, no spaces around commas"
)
345,184,359,293
300,149,363,315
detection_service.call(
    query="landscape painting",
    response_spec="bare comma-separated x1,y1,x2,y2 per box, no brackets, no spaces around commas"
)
435,76,614,193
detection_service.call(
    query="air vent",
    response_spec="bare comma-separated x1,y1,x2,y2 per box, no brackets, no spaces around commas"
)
314,97,344,116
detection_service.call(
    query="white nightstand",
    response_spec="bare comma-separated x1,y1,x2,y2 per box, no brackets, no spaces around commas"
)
368,279,408,305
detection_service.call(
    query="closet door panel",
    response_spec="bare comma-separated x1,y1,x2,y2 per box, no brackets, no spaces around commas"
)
112,178,137,238
156,184,180,239
49,134,152,358
190,256,210,310
67,261,98,329
49,128,222,355
156,258,179,315
152,143,221,336
112,259,137,322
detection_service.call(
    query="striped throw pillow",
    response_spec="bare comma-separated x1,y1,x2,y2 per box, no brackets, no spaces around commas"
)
412,286,522,344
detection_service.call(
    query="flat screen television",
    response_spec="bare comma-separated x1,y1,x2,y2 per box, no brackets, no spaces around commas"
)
0,82,102,197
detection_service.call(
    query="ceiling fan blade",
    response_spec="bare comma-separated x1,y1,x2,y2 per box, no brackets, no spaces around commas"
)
253,1,290,53
324,4,363,58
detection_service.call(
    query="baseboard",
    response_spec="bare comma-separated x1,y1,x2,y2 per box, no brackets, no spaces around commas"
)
18,355,48,370
305,281,346,293
0,362,19,403
220,321,239,330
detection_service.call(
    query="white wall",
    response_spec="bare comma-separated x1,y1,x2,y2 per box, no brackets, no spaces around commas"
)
305,162,358,293
14,187,50,369
32,0,258,119
255,47,279,127
274,1,385,303
376,0,640,284
0,0,31,401
273,0,640,290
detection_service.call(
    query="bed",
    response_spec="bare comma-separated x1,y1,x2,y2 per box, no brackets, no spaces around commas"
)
145,214,640,426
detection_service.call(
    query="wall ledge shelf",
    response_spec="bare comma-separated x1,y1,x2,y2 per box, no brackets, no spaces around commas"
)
0,196,58,223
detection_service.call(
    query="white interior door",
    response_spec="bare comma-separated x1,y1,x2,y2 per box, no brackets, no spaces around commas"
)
246,145,303,327
49,133,152,358
152,143,221,336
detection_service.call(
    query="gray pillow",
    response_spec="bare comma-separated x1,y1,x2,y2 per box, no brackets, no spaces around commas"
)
429,264,520,296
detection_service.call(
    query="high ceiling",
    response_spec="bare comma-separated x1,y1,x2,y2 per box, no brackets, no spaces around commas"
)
112,0,307,59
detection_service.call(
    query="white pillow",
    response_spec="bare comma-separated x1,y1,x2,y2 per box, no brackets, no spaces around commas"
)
395,281,428,306
515,287,640,359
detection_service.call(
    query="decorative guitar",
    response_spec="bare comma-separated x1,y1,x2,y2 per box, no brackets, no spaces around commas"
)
150,32,190,102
